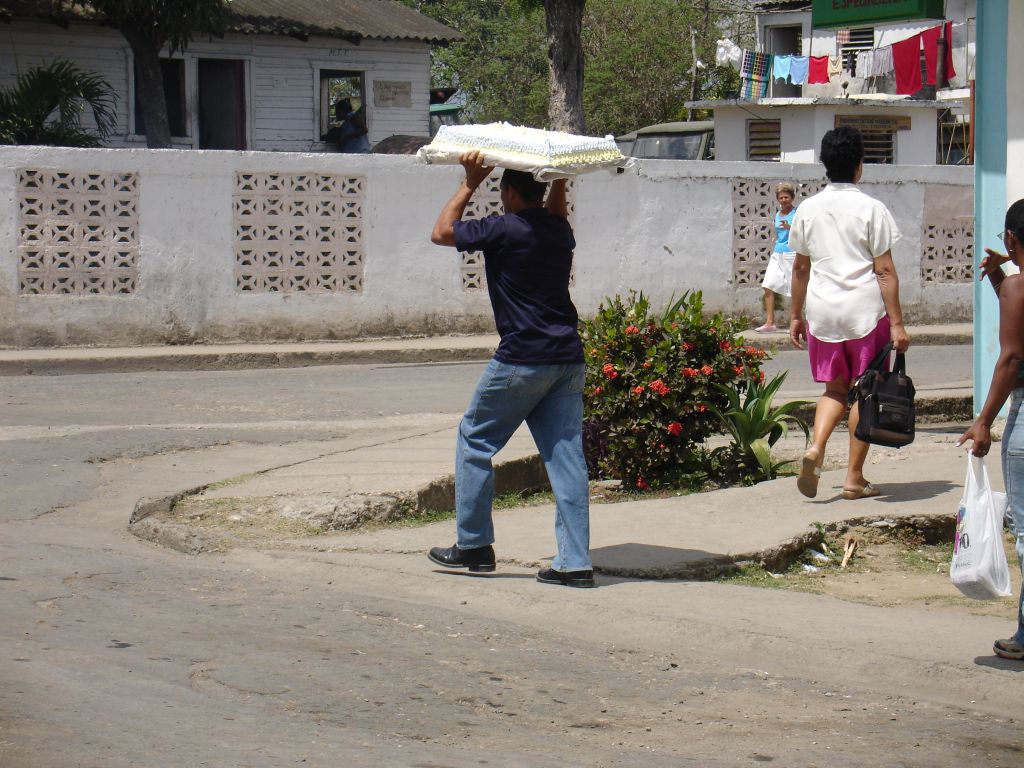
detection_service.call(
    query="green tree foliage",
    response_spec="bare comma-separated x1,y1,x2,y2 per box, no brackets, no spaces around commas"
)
406,0,754,135
0,60,117,147
73,0,231,148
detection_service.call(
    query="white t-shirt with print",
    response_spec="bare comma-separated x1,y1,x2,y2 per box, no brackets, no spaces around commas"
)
787,183,901,342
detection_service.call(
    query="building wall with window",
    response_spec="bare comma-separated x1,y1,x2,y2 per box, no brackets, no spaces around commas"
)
756,0,975,100
0,21,432,151
711,102,940,165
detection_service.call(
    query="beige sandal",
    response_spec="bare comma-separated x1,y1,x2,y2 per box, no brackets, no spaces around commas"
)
797,450,822,498
842,482,880,500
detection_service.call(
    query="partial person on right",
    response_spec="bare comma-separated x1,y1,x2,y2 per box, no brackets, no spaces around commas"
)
957,199,1024,662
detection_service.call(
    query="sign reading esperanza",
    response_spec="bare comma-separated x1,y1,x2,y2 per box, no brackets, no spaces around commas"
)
812,0,946,28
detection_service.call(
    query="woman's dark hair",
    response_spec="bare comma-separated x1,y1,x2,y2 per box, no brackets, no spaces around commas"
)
1005,199,1024,242
819,127,864,183
500,169,547,205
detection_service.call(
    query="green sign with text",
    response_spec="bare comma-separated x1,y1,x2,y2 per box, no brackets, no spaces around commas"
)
812,0,946,28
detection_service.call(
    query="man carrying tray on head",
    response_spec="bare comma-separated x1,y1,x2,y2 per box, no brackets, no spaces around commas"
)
427,150,593,588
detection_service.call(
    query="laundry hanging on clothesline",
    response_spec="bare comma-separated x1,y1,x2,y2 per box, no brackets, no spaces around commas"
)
892,33,922,94
716,38,743,70
770,54,810,85
921,21,957,83
807,55,829,84
740,49,772,99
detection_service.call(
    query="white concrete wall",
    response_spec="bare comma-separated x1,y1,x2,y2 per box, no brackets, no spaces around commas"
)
0,21,432,151
713,104,939,165
0,147,973,347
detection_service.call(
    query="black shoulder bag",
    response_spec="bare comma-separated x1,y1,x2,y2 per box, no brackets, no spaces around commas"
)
847,342,916,448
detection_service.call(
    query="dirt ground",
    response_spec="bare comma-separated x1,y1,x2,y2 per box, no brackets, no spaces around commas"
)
722,525,1021,625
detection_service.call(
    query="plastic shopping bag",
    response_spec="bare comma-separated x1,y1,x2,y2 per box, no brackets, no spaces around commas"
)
949,452,1012,599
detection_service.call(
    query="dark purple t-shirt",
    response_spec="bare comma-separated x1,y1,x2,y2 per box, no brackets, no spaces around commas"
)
454,207,583,365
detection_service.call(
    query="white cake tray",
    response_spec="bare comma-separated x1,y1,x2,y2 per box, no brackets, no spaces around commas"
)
416,128,635,181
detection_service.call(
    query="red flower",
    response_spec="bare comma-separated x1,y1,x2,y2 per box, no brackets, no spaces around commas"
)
649,379,671,396
602,363,620,380
733,365,745,375
745,346,760,357
659,443,667,450
696,404,708,413
681,341,695,352
642,361,652,369
633,385,645,395
636,476,649,490
589,347,600,357
625,325,640,335
592,386,602,395
682,367,699,379
700,364,713,376
719,340,733,352
759,371,766,383
667,421,683,437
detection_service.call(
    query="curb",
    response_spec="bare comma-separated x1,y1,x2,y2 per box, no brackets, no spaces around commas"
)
0,345,497,377
129,454,550,555
0,329,970,376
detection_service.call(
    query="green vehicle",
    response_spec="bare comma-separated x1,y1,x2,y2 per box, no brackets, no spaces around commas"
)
616,120,715,160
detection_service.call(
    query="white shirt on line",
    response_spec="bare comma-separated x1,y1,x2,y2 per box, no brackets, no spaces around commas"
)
787,183,901,343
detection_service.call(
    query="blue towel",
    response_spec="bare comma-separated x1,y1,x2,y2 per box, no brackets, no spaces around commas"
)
772,55,792,82
789,55,809,85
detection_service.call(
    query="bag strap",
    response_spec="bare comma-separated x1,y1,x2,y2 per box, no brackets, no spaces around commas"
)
865,341,893,374
893,351,906,375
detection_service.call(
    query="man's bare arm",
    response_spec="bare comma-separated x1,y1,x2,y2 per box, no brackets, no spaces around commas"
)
431,151,494,247
545,178,568,219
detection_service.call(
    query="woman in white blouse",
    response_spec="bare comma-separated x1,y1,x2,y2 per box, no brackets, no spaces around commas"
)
788,127,911,500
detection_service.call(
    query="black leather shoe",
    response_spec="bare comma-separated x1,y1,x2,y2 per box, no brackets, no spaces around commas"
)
428,544,496,573
536,567,595,588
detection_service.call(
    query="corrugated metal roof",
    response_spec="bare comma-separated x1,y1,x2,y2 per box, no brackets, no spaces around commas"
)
228,0,461,43
753,1,812,12
0,0,462,43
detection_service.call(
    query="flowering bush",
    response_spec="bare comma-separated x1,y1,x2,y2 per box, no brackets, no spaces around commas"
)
581,291,768,490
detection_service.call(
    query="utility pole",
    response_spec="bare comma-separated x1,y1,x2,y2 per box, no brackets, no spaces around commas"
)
687,0,712,120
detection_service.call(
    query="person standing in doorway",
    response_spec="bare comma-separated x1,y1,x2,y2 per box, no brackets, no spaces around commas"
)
427,151,593,588
756,181,798,333
788,127,910,500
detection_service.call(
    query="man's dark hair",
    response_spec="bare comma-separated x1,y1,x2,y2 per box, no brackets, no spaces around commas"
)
334,98,352,121
819,127,864,183
500,169,547,206
1006,199,1024,243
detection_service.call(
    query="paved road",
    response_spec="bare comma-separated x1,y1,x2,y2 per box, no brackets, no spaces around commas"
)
6,350,1020,768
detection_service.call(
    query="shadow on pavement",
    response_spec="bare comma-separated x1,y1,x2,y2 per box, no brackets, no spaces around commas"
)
873,479,960,503
590,542,730,580
804,480,959,505
974,656,1024,673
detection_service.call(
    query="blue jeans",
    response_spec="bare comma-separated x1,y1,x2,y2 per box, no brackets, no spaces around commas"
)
455,358,591,571
1002,388,1024,643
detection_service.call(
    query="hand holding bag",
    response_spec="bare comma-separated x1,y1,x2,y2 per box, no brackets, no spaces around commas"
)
949,452,1012,600
848,342,915,448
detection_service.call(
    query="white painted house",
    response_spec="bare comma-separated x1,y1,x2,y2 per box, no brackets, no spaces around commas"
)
692,0,975,165
0,0,460,151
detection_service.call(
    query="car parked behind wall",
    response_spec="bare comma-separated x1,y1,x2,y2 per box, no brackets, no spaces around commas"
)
618,120,715,160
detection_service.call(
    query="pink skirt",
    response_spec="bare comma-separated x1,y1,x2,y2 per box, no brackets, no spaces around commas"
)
807,316,891,384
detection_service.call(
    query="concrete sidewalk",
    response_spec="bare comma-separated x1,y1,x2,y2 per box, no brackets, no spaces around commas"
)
130,419,978,580
1,323,971,376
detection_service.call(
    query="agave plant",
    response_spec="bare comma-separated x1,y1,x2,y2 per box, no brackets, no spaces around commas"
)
0,60,117,147
707,371,811,482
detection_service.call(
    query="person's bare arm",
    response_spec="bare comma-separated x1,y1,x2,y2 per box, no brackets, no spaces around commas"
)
546,178,568,218
873,250,910,352
788,253,810,349
958,275,1024,456
980,246,1011,296
430,151,493,247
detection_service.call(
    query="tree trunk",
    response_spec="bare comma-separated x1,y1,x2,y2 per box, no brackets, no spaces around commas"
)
124,32,172,149
544,0,585,134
